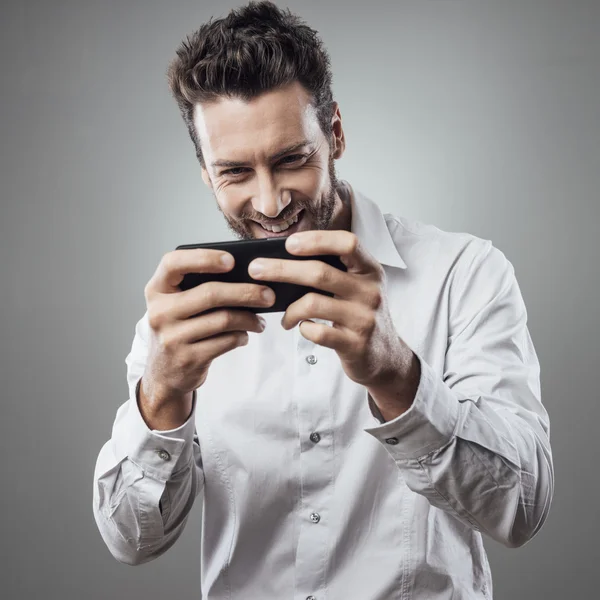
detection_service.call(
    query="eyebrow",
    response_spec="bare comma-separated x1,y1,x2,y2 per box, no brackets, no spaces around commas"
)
211,140,313,169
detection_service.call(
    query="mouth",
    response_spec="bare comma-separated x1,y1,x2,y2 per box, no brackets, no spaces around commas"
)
252,209,306,238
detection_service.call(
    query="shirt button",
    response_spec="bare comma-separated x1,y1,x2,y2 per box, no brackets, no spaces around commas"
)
385,437,399,445
306,596,317,600
306,354,317,365
310,432,321,443
310,512,321,523
157,449,171,460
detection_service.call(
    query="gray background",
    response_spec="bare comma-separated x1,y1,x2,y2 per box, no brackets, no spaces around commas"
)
1,0,598,598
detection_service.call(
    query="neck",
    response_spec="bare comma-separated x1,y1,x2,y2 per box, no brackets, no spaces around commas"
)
331,181,353,232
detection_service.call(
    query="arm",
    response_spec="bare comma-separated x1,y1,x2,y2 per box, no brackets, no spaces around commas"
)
365,239,554,548
92,312,204,565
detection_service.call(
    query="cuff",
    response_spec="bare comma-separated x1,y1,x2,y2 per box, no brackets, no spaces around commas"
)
112,379,198,482
364,353,460,461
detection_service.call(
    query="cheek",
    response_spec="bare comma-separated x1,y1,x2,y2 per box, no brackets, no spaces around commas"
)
283,165,329,199
215,184,247,216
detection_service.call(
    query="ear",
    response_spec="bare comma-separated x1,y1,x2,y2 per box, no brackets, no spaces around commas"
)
330,102,346,160
201,166,213,189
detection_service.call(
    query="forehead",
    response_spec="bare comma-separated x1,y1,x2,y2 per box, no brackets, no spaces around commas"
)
193,81,322,162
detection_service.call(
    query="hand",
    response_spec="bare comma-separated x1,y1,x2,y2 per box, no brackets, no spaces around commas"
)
247,230,419,416
141,248,275,429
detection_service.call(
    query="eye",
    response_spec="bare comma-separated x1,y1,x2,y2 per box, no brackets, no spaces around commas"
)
221,167,249,177
279,154,305,165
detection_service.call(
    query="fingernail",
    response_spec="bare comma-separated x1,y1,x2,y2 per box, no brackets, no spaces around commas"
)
221,254,234,268
286,236,301,251
262,288,275,303
258,316,266,330
249,260,264,276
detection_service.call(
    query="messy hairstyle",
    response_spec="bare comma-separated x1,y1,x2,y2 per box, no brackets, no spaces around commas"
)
166,1,335,167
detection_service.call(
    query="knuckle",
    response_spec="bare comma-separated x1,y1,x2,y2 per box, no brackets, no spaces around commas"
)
317,263,330,285
147,308,165,331
247,285,262,304
305,292,321,312
347,233,359,254
311,326,326,345
236,331,249,345
217,310,235,330
162,250,178,274
373,291,384,310
158,330,177,352
365,287,383,310
177,348,194,370
358,312,376,336
148,294,177,331
201,282,218,307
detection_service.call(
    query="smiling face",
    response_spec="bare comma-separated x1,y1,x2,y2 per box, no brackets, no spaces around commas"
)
194,81,350,240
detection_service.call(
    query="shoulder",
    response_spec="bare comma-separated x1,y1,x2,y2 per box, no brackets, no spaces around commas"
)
384,212,513,284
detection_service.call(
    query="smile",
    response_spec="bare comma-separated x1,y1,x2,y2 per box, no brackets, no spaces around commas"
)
254,210,305,237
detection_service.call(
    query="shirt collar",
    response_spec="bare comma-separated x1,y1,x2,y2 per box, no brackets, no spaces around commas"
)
341,180,407,269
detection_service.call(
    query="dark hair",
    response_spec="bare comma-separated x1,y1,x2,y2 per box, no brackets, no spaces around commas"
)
166,1,335,167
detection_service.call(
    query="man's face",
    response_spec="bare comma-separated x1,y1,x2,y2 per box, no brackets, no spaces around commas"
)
193,81,346,240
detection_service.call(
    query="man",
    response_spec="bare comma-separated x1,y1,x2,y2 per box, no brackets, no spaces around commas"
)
93,2,553,598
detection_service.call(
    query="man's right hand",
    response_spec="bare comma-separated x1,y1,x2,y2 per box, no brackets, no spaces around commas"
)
138,248,276,430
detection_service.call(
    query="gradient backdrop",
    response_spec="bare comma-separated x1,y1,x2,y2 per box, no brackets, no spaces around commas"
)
1,1,598,598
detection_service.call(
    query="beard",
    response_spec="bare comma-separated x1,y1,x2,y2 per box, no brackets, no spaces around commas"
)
215,152,341,241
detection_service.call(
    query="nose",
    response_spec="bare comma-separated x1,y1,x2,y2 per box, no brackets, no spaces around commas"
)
251,176,292,218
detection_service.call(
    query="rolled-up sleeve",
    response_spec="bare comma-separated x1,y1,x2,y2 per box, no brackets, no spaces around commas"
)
92,311,204,565
365,239,554,548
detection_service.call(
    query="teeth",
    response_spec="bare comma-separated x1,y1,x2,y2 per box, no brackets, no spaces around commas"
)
261,213,299,233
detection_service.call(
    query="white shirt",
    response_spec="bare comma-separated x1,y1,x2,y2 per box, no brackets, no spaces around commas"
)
93,181,553,600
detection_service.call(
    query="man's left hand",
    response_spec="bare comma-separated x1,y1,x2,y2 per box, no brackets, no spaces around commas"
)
247,230,420,419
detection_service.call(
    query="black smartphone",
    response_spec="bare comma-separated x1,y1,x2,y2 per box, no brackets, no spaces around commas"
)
175,236,347,314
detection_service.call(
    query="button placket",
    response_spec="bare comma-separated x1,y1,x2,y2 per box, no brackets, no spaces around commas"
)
293,318,332,598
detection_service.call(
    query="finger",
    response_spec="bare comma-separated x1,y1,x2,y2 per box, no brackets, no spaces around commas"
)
281,292,373,332
173,281,275,320
173,309,266,343
249,257,355,297
191,330,250,362
285,230,380,275
147,249,235,296
296,319,347,351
